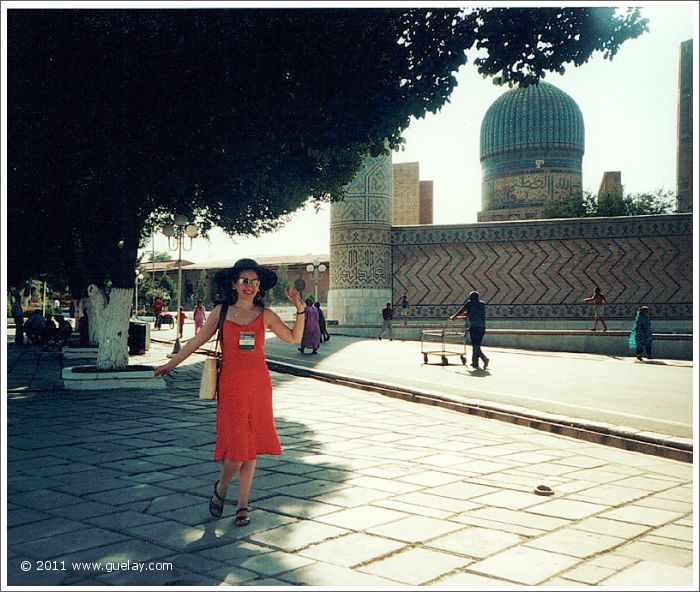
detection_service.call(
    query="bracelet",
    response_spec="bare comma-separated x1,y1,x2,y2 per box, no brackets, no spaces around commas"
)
295,311,305,315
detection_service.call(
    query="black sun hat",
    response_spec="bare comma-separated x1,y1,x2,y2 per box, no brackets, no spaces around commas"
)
214,258,278,293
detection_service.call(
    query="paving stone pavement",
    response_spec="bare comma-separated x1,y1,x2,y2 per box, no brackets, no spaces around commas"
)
4,339,696,587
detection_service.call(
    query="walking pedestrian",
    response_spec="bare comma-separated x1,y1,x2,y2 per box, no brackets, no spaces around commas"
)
178,306,186,339
450,290,489,369
581,286,608,331
193,299,207,335
400,294,409,327
154,258,305,525
378,302,394,341
78,311,90,347
629,305,653,360
152,296,164,326
314,302,330,342
298,297,321,354
11,298,24,345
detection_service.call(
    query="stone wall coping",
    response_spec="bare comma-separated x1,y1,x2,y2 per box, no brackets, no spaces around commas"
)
334,325,692,340
392,212,692,231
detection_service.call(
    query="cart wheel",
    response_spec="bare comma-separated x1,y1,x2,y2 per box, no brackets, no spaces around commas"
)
423,353,428,364
441,356,448,366
460,355,466,365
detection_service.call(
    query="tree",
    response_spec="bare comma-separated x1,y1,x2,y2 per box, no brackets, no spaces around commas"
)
156,274,177,308
268,264,291,304
8,7,648,369
543,192,596,218
135,264,156,308
544,189,675,218
147,251,174,263
599,189,675,217
194,271,208,303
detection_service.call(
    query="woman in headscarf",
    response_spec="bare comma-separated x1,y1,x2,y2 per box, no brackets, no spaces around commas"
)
298,297,321,354
629,305,653,361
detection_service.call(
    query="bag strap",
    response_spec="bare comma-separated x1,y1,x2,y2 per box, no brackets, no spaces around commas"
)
210,302,228,358
216,302,229,354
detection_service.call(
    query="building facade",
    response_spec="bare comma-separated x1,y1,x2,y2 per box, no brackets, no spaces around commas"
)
676,39,693,213
478,82,585,221
392,162,434,225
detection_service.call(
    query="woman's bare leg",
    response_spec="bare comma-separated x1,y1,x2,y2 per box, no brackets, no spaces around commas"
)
236,459,257,508
214,459,240,502
232,459,256,525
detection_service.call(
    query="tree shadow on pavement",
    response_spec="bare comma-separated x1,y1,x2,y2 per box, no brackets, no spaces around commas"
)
6,354,356,586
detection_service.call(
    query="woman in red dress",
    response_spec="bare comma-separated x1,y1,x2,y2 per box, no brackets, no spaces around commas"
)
154,258,305,526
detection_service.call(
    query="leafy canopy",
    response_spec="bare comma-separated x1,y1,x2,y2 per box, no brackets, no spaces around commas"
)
8,7,648,291
543,189,676,219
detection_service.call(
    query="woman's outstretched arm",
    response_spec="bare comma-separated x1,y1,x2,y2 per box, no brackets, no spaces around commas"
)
154,304,223,376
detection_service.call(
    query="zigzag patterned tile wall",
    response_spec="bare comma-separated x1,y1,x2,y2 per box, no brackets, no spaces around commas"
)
392,215,692,320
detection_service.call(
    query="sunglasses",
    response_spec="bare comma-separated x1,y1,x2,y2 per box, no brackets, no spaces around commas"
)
235,278,261,287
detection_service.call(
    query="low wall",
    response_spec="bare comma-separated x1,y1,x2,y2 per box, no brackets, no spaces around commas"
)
392,214,692,322
331,325,693,360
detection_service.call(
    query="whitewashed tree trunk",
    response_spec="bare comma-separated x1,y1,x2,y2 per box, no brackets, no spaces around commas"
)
95,287,133,371
86,284,106,346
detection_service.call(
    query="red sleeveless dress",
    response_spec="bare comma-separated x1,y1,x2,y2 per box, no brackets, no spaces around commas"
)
214,312,282,462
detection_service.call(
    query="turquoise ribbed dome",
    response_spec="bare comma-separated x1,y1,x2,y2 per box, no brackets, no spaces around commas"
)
480,82,585,160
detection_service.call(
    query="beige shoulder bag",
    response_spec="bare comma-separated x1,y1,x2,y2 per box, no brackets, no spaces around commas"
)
199,303,228,400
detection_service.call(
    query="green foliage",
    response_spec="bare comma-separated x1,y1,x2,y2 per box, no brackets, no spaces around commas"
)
135,265,156,304
268,264,291,304
543,194,588,219
544,189,675,219
469,8,648,87
8,8,649,292
616,189,675,216
146,251,173,262
153,273,177,306
194,270,208,302
145,287,171,306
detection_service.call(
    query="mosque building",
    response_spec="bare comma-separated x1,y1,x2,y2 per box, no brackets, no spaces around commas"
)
478,81,585,221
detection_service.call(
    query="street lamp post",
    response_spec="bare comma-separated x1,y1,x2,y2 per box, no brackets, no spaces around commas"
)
134,269,143,318
305,259,327,303
162,215,199,356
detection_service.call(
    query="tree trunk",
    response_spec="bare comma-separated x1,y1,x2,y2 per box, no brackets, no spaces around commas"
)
95,287,133,371
86,284,106,347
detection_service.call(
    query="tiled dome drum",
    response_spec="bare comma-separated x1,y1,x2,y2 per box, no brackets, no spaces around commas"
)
478,82,585,221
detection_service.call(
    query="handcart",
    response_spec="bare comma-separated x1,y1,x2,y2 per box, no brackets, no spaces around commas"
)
421,321,467,365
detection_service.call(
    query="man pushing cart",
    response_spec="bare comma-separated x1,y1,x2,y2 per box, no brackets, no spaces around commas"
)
450,290,490,370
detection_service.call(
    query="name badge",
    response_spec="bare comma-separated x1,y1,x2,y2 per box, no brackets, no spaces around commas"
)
239,332,255,351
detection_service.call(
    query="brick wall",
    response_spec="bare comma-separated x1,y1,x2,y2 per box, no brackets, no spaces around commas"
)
392,214,692,320
392,162,420,225
419,181,434,224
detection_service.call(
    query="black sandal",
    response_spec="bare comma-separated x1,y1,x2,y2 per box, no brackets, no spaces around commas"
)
235,506,250,527
209,481,225,518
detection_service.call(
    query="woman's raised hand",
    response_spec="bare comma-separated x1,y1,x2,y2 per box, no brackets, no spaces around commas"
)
285,287,304,310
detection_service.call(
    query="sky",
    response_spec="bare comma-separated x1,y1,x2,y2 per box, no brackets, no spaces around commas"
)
140,2,696,265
